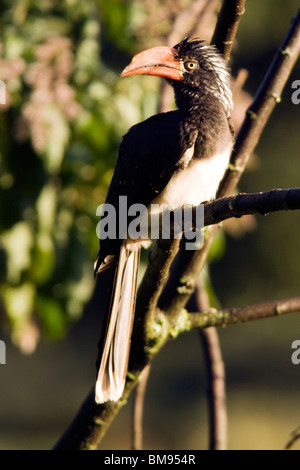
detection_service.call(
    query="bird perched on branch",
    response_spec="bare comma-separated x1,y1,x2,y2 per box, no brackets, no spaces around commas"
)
94,38,234,403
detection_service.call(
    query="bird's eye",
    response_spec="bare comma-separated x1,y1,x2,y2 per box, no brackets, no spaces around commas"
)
184,60,198,71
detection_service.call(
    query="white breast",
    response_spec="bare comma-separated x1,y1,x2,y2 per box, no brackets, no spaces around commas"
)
150,143,232,212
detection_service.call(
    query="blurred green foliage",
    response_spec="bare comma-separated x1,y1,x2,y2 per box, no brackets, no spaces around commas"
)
0,0,299,356
0,0,161,349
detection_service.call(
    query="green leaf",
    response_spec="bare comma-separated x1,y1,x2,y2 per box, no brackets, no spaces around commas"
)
1,222,33,284
42,105,70,174
2,282,35,327
35,294,67,339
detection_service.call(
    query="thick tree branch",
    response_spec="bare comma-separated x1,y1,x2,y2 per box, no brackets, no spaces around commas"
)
211,0,246,59
155,187,300,236
203,187,300,226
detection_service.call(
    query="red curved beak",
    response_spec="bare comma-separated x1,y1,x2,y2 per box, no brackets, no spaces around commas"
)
120,46,184,81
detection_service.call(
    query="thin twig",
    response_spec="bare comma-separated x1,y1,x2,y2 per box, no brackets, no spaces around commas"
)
188,280,227,450
166,0,215,47
186,296,300,329
285,426,300,450
132,364,151,450
159,0,218,113
200,328,227,450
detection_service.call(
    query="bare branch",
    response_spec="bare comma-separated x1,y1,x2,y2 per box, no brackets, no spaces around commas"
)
203,187,300,227
200,328,227,450
285,426,300,450
211,0,246,60
166,0,216,47
159,0,218,113
187,296,300,329
155,187,300,237
132,365,151,450
188,280,227,450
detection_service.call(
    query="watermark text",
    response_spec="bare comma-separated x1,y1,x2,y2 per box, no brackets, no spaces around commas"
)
291,80,300,105
291,340,300,364
96,197,204,250
0,340,6,365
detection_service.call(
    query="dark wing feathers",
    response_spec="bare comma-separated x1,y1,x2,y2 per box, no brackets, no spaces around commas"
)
96,109,196,267
106,110,191,206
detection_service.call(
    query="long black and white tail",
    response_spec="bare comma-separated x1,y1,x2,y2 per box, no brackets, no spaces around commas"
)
95,245,140,403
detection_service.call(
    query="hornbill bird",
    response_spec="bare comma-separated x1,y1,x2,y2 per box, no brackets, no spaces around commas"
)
94,38,234,403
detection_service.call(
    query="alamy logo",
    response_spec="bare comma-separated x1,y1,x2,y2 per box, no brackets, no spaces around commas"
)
0,80,6,105
291,80,300,105
0,340,6,365
291,340,300,365
96,197,204,250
